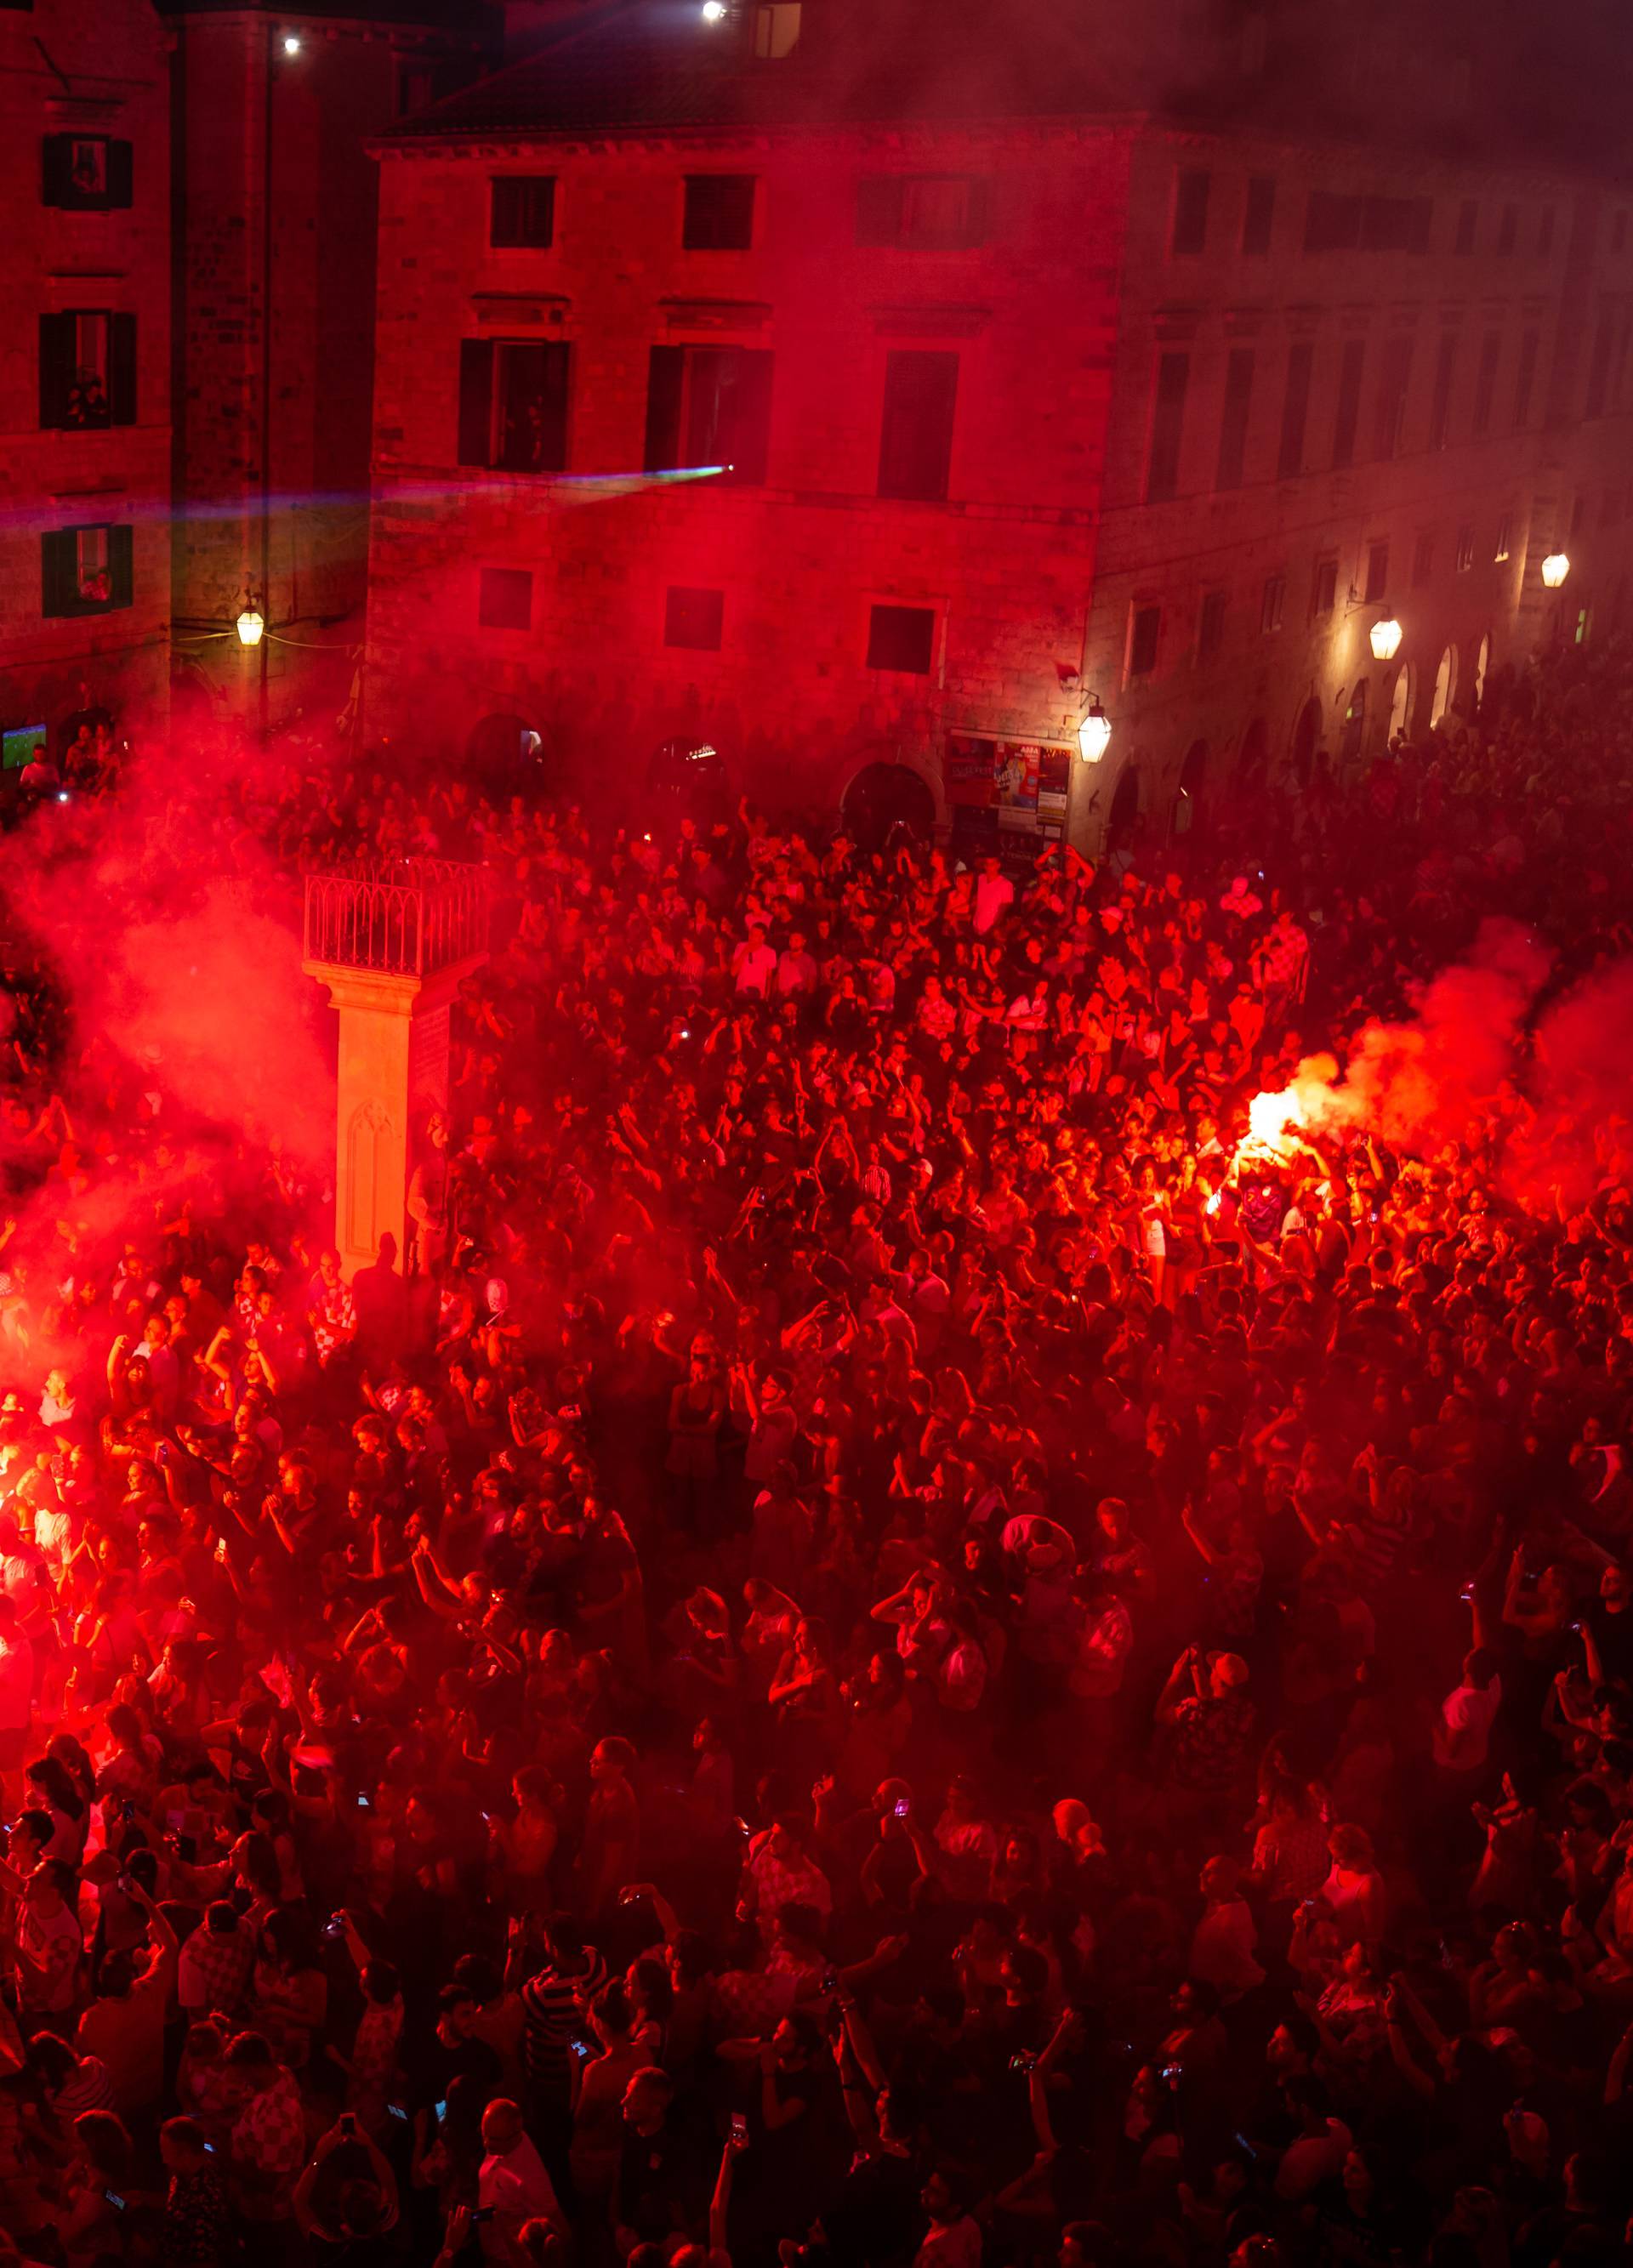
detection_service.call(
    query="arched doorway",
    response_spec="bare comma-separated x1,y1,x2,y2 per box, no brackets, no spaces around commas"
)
1233,715,1266,781
841,760,936,849
1289,698,1321,787
469,712,551,803
1171,739,1208,835
1340,679,1369,764
1473,634,1490,709
1387,664,1412,743
1429,647,1456,728
1107,761,1141,851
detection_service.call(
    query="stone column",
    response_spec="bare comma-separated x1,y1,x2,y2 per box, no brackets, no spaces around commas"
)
304,965,466,1277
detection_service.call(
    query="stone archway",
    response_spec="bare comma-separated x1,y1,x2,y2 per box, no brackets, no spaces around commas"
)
1107,759,1141,848
466,711,545,777
1289,697,1322,787
1388,663,1413,743
1172,738,1208,834
841,759,938,848
1473,634,1491,710
1340,678,1369,764
1429,646,1457,728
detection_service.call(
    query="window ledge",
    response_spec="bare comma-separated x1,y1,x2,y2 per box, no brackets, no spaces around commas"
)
660,298,772,332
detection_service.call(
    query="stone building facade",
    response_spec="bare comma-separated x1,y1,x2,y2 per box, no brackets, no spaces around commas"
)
361,0,1633,855
0,0,172,754
168,0,489,736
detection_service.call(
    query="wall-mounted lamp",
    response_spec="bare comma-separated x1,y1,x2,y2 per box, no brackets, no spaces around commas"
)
1368,615,1403,662
1077,696,1112,765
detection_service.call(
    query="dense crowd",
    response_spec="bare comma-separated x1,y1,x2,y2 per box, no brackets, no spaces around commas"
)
2,649,1633,2268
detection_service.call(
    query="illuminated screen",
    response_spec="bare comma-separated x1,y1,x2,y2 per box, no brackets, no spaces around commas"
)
2,725,47,771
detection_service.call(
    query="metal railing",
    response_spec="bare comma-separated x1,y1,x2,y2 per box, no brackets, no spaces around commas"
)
302,859,489,978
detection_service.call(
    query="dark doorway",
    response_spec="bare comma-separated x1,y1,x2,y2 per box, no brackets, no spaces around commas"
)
1107,761,1141,850
842,761,936,848
1340,678,1368,763
1289,699,1321,787
1172,738,1208,834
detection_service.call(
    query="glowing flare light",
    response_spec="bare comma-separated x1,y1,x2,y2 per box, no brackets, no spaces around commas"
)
1247,1084,1310,1150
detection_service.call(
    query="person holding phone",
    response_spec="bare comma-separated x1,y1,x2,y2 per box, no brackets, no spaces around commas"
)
293,2112,401,2265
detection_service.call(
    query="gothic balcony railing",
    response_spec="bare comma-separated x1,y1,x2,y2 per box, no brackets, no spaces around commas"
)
302,859,489,979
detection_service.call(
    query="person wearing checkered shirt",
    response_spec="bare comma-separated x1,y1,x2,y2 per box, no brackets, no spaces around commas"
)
225,2031,305,2229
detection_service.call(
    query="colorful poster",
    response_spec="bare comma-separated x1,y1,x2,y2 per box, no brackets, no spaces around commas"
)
995,742,1041,829
945,736,998,807
1038,746,1071,838
945,735,1072,838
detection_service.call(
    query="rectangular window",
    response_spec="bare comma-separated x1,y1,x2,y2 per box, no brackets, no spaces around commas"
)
1128,603,1161,678
478,566,532,630
1364,539,1389,602
458,338,572,472
38,309,135,429
665,586,725,651
1373,333,1413,458
489,176,555,248
1198,588,1226,659
42,134,132,211
1497,202,1517,255
1428,332,1458,450
867,604,934,674
1277,340,1312,478
1242,174,1276,255
1455,525,1475,571
1260,573,1285,634
1215,347,1255,492
855,173,990,249
643,343,772,485
1585,309,1614,418
682,174,756,251
1171,168,1209,255
1471,330,1500,435
1312,557,1338,617
1539,205,1555,257
1145,350,1190,502
1514,327,1539,426
1494,514,1512,561
878,349,959,501
1331,335,1365,467
1454,198,1477,254
1305,190,1361,253
1413,531,1435,586
40,522,133,617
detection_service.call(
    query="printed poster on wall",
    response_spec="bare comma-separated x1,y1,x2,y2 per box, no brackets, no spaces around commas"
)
945,734,1072,840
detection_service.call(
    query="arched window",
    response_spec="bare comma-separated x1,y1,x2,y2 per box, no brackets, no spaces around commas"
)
1429,646,1457,727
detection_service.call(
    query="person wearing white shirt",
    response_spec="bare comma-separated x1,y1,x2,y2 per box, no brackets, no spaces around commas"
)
973,857,1015,935
477,2099,566,2266
1433,1647,1503,1773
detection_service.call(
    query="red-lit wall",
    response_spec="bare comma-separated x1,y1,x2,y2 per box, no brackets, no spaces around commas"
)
0,0,171,741
363,113,1633,848
363,125,1134,830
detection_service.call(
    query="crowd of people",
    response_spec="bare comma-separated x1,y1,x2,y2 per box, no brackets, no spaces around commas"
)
0,643,1632,2268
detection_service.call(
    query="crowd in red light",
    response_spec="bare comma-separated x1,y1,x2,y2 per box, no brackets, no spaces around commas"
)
1,645,1633,2268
